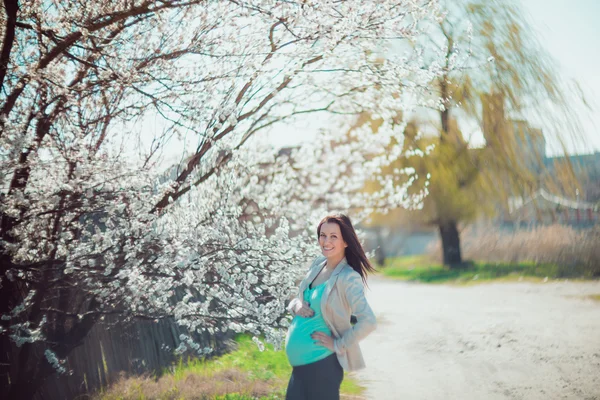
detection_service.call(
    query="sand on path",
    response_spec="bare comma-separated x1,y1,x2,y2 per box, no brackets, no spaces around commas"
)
354,276,600,400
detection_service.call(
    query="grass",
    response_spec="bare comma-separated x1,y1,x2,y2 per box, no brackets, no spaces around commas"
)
95,335,364,400
587,294,600,302
379,255,570,284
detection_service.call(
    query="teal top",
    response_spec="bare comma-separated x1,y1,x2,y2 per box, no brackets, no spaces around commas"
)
285,281,334,366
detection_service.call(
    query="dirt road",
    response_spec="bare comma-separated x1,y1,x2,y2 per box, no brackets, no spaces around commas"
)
354,276,600,400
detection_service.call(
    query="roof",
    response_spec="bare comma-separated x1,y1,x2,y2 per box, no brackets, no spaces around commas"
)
510,188,598,214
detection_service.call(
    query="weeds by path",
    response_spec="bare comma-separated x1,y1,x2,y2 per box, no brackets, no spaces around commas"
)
94,335,364,400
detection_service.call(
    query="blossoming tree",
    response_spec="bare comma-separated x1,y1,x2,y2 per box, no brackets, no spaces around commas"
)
0,0,451,397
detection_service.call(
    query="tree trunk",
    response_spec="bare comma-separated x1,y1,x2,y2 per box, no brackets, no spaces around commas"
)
439,220,462,266
375,228,386,266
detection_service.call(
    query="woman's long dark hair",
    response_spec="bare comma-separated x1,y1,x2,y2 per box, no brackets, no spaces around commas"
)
317,214,376,285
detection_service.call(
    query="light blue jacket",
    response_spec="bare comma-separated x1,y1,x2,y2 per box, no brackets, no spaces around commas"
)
287,256,377,371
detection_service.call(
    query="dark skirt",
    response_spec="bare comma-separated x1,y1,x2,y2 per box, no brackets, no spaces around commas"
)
285,353,344,400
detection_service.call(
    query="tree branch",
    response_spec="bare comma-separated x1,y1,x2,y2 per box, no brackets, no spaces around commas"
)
0,0,18,90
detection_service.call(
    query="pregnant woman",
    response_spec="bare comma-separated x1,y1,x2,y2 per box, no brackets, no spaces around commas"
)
285,214,377,400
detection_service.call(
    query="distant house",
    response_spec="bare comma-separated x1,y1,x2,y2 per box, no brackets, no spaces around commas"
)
543,151,600,202
507,189,599,227
502,143,600,226
501,139,600,226
481,93,600,226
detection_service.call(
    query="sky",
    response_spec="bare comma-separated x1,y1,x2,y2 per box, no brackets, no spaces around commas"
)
521,0,600,154
266,0,600,156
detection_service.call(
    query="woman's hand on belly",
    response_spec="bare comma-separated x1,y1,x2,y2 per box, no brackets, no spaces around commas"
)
311,331,334,351
293,300,314,318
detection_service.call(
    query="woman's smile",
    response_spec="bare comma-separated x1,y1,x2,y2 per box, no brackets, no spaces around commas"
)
319,222,347,260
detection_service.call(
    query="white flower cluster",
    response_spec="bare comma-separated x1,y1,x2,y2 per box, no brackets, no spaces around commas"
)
9,316,46,348
0,0,450,366
44,349,67,375
175,334,213,356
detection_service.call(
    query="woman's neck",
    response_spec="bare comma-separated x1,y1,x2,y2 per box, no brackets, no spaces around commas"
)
325,254,345,270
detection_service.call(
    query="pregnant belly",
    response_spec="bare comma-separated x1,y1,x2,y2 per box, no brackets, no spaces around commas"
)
285,315,333,366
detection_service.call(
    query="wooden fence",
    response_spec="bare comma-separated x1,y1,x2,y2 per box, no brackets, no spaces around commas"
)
33,317,231,400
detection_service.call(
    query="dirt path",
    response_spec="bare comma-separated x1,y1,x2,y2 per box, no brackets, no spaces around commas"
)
354,276,600,400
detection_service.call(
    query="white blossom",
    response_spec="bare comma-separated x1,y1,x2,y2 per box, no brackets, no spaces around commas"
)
44,349,67,374
0,0,451,378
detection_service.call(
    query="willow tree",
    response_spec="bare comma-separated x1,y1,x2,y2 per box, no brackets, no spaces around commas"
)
365,0,588,266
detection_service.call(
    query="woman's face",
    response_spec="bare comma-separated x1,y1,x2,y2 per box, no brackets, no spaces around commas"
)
319,222,348,259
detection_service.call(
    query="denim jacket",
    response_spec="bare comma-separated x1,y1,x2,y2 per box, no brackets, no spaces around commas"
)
287,256,377,371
